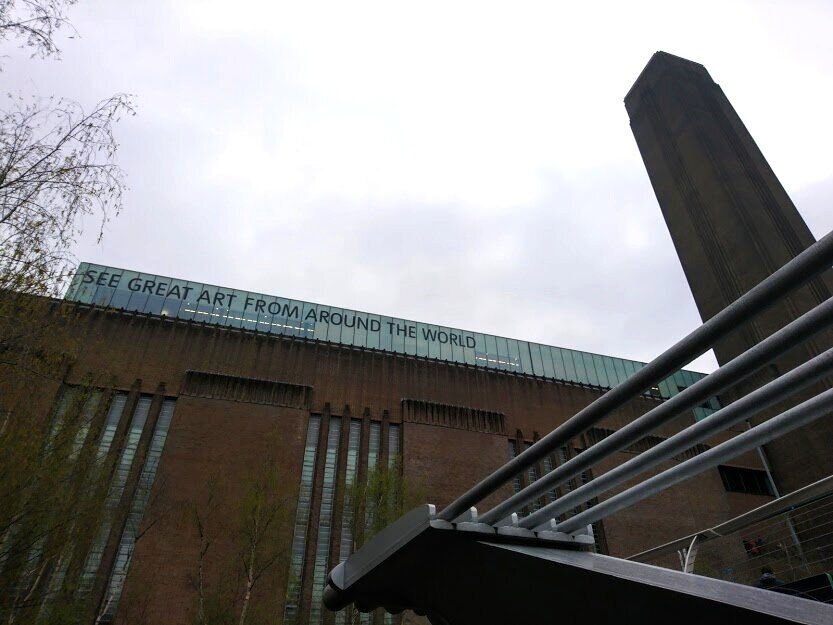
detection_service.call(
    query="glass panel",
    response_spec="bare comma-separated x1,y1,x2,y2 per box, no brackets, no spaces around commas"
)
193,283,216,324
159,277,189,318
143,294,164,315
507,339,522,373
125,282,150,312
612,358,628,385
363,422,383,541
683,370,700,390
252,294,275,332
335,420,363,625
439,328,454,362
561,348,578,383
286,299,305,337
621,359,638,379
494,337,508,371
96,394,127,463
602,357,619,388
529,343,545,377
507,441,521,495
366,315,381,350
378,317,393,351
592,355,609,387
283,415,322,625
383,317,408,354
451,329,467,364
326,307,343,343
109,279,132,309
518,342,533,375
70,391,102,460
65,263,92,302
93,285,115,308
541,455,559,503
539,346,556,379
657,378,671,399
100,400,176,621
368,422,381,471
570,350,588,384
416,322,429,357
309,417,341,625
423,324,438,359
551,348,567,380
403,319,417,356
484,335,498,370
340,309,356,345
174,281,202,321
463,330,477,365
300,302,318,339
354,311,370,348
583,353,599,386
388,424,401,465
524,442,541,512
78,396,153,594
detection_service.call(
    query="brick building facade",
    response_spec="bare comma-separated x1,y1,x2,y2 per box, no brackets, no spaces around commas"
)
0,280,777,624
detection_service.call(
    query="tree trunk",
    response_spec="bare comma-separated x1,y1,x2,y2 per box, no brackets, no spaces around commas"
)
238,540,257,625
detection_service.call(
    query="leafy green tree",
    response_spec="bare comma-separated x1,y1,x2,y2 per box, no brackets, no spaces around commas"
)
342,457,424,625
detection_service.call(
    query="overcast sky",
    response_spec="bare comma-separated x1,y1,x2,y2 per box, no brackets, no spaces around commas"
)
5,0,833,373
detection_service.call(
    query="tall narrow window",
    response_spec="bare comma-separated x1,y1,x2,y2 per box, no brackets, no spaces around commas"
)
524,442,541,512
507,441,521,495
78,396,152,594
556,447,573,493
45,388,73,450
360,424,382,625
96,394,128,463
284,415,322,625
382,424,402,625
364,423,382,529
39,392,128,616
45,387,99,454
335,420,362,625
367,422,381,471
387,424,400,466
576,460,604,553
309,418,341,625
541,455,559,504
98,399,175,622
71,391,102,460
10,389,103,607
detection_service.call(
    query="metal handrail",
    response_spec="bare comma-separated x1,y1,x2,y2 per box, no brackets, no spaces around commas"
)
481,298,833,526
521,346,833,529
556,387,833,534
627,475,833,563
438,229,833,522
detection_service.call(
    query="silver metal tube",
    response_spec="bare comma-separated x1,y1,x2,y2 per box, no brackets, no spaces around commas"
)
437,230,833,522
555,387,833,534
521,347,833,529
478,296,833,525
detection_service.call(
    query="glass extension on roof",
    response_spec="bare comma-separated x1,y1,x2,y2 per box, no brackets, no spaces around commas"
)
65,263,720,419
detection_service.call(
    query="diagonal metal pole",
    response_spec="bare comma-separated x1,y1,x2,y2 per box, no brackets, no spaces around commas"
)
521,347,833,529
438,231,833,522
479,297,833,525
555,386,833,534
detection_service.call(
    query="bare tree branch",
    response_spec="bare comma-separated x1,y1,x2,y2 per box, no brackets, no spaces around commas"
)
0,94,135,298
0,0,79,65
